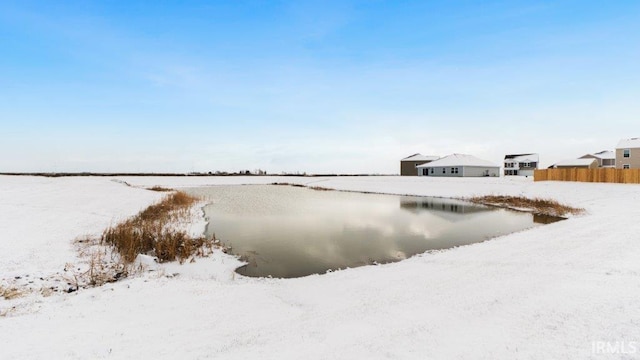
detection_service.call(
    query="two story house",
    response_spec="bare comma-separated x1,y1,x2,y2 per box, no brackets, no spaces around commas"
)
579,150,616,168
616,138,640,169
503,153,539,176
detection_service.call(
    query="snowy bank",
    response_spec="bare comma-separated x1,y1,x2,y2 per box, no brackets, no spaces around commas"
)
1,175,640,359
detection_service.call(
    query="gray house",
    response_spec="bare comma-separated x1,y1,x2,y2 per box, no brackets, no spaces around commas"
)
416,154,500,177
616,138,640,169
400,153,439,176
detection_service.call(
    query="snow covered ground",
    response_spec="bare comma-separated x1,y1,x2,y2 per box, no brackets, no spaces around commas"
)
1,175,640,359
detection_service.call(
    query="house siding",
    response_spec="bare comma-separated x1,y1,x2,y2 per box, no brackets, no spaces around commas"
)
419,166,463,177
616,148,640,169
401,160,431,176
419,166,499,177
519,162,537,170
463,166,500,177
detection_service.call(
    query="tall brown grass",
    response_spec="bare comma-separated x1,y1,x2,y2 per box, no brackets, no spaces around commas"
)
101,191,213,265
469,195,583,217
0,285,22,300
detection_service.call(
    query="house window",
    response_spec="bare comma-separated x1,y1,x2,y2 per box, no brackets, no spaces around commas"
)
623,164,630,169
442,168,446,174
451,167,459,174
423,168,427,176
430,168,434,174
624,149,630,158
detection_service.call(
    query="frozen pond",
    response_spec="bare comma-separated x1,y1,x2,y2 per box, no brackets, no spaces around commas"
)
185,185,558,278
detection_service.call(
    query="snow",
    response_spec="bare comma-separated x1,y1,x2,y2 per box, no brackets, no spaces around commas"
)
400,153,440,161
504,153,540,163
2,175,640,359
588,150,616,160
417,153,499,168
0,177,163,277
616,138,640,149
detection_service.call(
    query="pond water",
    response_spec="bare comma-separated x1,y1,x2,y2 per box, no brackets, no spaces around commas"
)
185,185,559,278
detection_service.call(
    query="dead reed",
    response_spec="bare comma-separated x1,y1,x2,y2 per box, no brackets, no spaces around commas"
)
147,185,174,192
0,285,22,300
469,195,583,217
101,191,213,265
271,182,333,191
271,182,306,187
308,186,332,191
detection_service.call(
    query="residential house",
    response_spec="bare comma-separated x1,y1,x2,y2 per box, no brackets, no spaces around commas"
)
551,158,598,169
616,138,640,169
503,153,539,176
579,150,615,168
416,154,500,177
400,153,439,176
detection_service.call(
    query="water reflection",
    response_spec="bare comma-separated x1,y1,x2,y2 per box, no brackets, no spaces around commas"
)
185,185,557,278
400,197,491,215
533,213,564,224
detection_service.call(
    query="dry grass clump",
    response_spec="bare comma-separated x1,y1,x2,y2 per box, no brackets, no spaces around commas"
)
271,182,333,191
469,195,583,217
0,285,22,300
102,191,213,265
147,185,174,192
271,182,306,188
309,186,332,191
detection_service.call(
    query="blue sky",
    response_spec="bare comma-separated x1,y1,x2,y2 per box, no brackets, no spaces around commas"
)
1,1,639,173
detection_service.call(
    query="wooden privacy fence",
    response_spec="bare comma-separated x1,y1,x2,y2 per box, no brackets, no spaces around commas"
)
534,168,640,184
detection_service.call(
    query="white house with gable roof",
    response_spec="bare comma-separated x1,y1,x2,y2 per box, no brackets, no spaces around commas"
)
416,154,500,177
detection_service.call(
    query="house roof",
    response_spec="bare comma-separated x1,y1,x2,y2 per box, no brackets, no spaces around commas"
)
504,153,539,163
416,154,499,168
583,150,615,160
553,158,598,167
616,138,640,149
401,153,440,162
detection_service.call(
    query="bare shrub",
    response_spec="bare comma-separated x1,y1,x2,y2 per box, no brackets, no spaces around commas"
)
469,195,583,217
